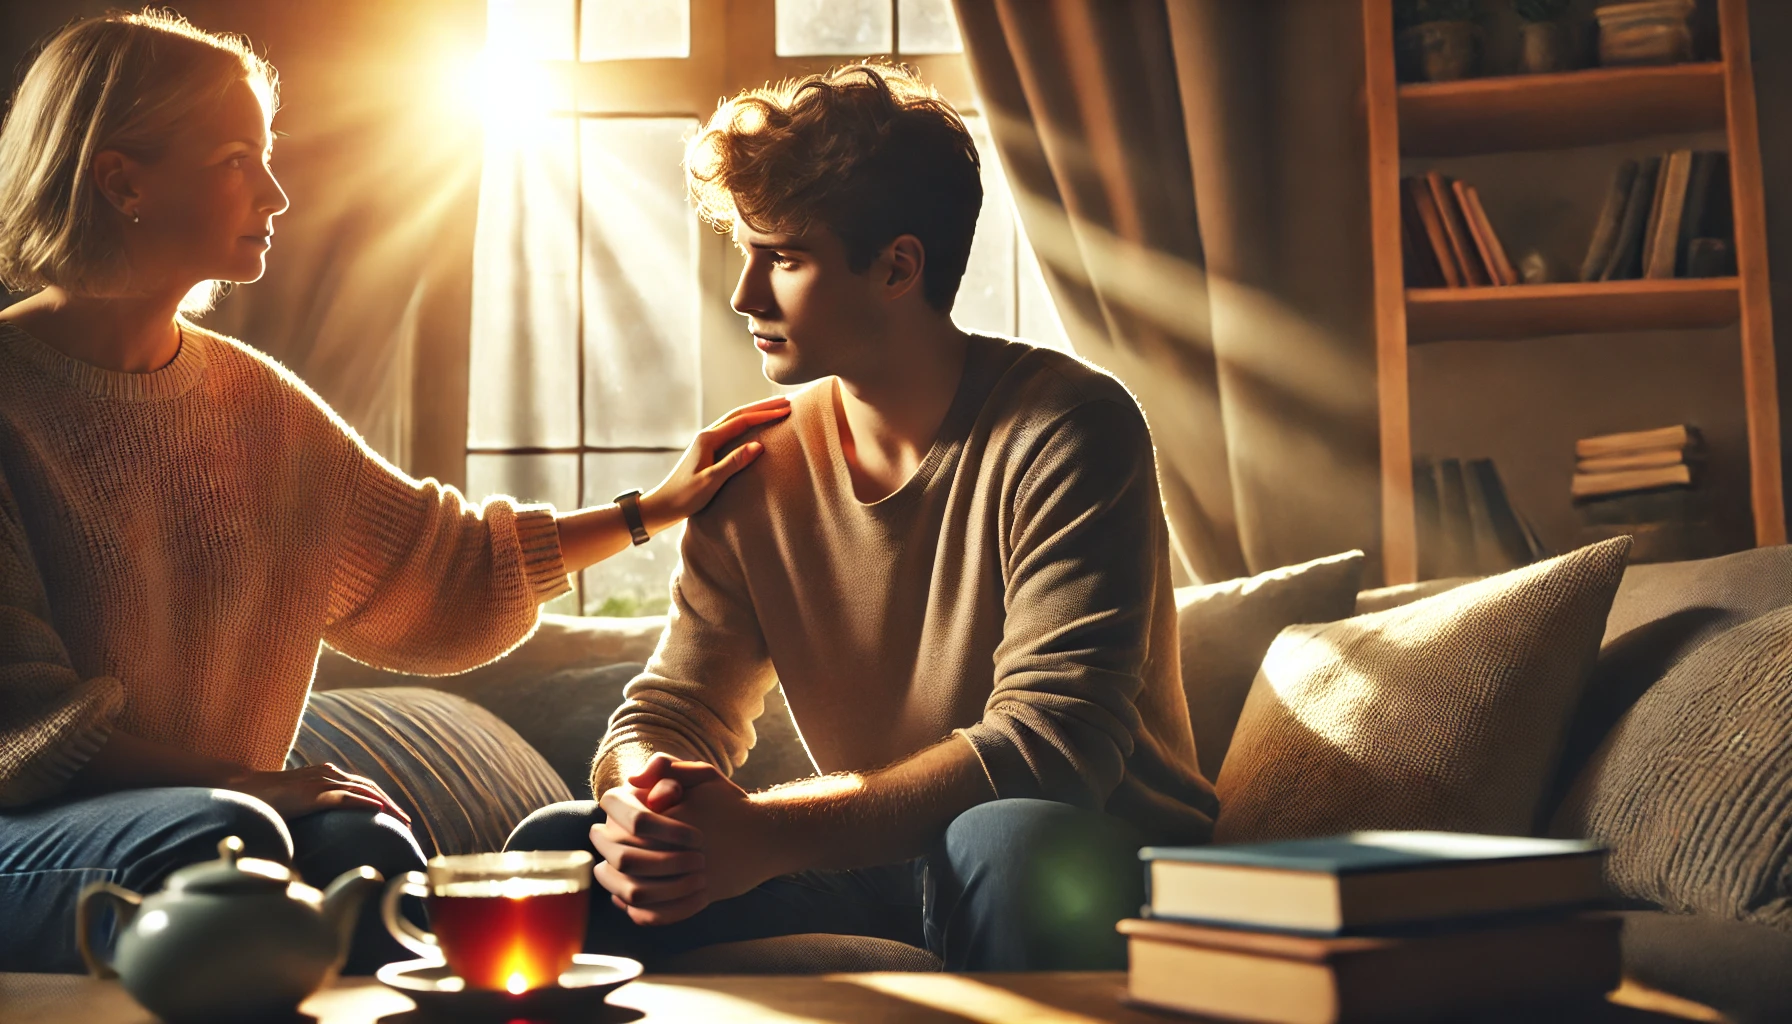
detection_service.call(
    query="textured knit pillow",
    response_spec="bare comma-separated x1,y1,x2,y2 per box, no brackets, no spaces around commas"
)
1176,551,1364,782
287,687,572,857
1214,537,1631,843
1550,604,1792,928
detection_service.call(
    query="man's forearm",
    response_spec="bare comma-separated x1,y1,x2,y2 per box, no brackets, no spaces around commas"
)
591,740,663,798
751,737,995,874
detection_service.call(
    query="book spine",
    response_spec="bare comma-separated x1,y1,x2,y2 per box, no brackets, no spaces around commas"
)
1645,150,1694,279
1580,159,1638,282
1407,177,1463,288
1602,156,1661,281
1453,179,1504,286
1428,172,1489,287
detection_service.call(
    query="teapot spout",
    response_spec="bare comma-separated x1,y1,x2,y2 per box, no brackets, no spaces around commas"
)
321,866,383,968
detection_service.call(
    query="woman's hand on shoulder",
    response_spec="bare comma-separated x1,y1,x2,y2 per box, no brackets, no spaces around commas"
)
223,763,411,824
640,396,791,532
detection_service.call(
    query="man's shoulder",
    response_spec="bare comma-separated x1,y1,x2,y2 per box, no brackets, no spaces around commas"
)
981,337,1149,444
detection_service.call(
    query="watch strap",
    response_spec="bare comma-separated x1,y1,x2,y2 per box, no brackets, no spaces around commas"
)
614,490,650,546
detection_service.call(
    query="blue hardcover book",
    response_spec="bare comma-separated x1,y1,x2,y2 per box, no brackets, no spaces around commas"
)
1139,831,1605,935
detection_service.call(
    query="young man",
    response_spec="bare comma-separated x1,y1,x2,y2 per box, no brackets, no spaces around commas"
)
508,62,1215,970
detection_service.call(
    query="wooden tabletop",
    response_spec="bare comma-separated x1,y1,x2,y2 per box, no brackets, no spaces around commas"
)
0,971,1727,1023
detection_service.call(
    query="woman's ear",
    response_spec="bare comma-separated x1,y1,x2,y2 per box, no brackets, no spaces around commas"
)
881,234,927,302
90,150,142,220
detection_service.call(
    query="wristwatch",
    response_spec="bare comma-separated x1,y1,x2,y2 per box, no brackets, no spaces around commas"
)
614,490,651,546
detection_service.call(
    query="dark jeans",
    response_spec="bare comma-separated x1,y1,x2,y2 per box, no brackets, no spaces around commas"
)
0,787,427,974
505,797,1146,971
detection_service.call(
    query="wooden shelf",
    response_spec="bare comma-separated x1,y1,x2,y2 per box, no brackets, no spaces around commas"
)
1405,278,1741,343
1399,63,1726,158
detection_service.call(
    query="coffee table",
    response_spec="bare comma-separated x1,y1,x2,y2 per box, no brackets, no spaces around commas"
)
0,970,1725,1023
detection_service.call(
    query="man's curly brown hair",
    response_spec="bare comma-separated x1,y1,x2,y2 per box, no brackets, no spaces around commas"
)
685,61,982,313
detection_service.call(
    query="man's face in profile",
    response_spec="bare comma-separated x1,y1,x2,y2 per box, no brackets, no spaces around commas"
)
730,222,885,386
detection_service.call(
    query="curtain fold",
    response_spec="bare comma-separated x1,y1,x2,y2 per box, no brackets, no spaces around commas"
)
957,0,1382,583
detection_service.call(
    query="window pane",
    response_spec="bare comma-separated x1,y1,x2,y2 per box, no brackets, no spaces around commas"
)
467,453,581,614
488,0,576,61
469,116,581,449
580,118,702,448
1018,219,1073,352
582,452,682,616
952,115,1016,337
897,0,962,54
580,0,689,61
776,0,892,56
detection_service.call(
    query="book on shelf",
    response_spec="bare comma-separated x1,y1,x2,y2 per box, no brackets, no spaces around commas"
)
1644,149,1695,279
1579,159,1638,282
1455,180,1518,286
1677,151,1728,276
1577,446,1691,473
1576,486,1708,527
1575,424,1700,459
1571,463,1693,499
1601,154,1661,281
1403,176,1461,288
1426,171,1489,287
1414,456,1540,577
1399,180,1448,288
1120,914,1621,1024
1138,831,1606,934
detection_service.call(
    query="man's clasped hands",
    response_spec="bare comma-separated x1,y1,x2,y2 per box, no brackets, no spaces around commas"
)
592,753,788,926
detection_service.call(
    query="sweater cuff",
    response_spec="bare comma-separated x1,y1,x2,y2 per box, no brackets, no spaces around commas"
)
954,723,1044,803
513,505,571,604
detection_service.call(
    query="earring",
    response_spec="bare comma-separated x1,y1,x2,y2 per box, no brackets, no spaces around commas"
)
130,210,140,224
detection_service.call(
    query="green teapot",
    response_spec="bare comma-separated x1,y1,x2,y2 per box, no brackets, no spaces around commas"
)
76,836,382,1024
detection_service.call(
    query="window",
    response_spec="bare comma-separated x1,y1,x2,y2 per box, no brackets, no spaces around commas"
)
469,0,1068,616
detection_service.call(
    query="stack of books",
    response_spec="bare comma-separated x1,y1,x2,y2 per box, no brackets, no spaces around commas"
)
1400,172,1516,288
1572,424,1716,562
1571,424,1701,502
1412,456,1546,579
1579,150,1733,282
1122,832,1619,1024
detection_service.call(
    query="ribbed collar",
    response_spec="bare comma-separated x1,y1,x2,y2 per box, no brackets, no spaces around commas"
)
0,319,209,401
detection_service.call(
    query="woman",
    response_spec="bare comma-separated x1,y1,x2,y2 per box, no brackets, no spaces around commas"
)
0,10,786,972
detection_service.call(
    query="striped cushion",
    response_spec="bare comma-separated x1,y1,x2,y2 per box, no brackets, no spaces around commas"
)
287,687,572,857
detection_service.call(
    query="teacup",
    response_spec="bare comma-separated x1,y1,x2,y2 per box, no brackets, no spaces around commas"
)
382,850,592,992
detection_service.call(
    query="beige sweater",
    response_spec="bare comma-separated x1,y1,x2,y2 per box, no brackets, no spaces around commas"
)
601,335,1217,844
0,321,569,807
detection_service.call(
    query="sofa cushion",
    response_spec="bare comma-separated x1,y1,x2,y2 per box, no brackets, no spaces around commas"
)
1214,538,1630,843
654,934,941,974
1175,551,1364,782
1550,604,1792,930
287,687,572,858
1617,911,1792,1024
1352,576,1478,615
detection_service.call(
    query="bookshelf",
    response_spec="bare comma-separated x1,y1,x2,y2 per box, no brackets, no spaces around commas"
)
1363,0,1785,585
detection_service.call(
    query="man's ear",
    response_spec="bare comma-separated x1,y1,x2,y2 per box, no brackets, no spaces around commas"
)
880,234,927,303
90,150,142,219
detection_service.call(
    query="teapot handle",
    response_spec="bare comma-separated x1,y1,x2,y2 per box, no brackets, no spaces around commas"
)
381,871,440,961
76,882,142,980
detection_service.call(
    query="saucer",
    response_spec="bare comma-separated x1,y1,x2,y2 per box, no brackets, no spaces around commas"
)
376,954,643,1020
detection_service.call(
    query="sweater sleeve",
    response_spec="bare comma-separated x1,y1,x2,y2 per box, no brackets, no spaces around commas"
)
0,467,123,807
956,398,1161,810
594,510,779,783
323,445,571,676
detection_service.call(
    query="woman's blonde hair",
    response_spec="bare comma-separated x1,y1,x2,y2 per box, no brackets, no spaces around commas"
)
0,8,277,298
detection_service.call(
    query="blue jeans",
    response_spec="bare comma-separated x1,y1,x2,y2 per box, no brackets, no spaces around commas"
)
505,797,1145,971
0,787,426,974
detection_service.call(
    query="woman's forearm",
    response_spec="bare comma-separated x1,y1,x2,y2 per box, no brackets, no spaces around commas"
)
557,501,659,574
71,729,246,795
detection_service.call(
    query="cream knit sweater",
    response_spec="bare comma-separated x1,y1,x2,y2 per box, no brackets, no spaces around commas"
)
0,321,569,807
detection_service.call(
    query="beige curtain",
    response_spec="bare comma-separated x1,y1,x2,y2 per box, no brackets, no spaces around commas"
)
957,0,1383,583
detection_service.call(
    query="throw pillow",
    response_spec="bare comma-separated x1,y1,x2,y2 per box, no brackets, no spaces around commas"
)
1176,551,1365,782
1549,604,1792,930
287,688,573,857
1214,537,1630,843
1352,576,1478,615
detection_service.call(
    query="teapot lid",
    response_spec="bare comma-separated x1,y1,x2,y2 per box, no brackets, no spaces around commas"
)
165,837,299,895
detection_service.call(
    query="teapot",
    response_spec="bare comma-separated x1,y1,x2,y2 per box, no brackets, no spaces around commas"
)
76,836,383,1024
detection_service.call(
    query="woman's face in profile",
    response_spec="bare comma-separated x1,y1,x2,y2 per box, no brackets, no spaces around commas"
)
114,77,290,289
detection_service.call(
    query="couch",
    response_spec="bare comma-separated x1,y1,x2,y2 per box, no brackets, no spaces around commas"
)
308,545,1792,1019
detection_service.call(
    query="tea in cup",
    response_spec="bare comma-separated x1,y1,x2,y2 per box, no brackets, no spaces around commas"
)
382,850,592,992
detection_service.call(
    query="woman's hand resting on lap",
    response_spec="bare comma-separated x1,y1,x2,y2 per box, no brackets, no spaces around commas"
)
222,763,411,824
637,396,790,533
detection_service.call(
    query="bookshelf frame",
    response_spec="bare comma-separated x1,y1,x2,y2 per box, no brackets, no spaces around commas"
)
1362,0,1786,585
